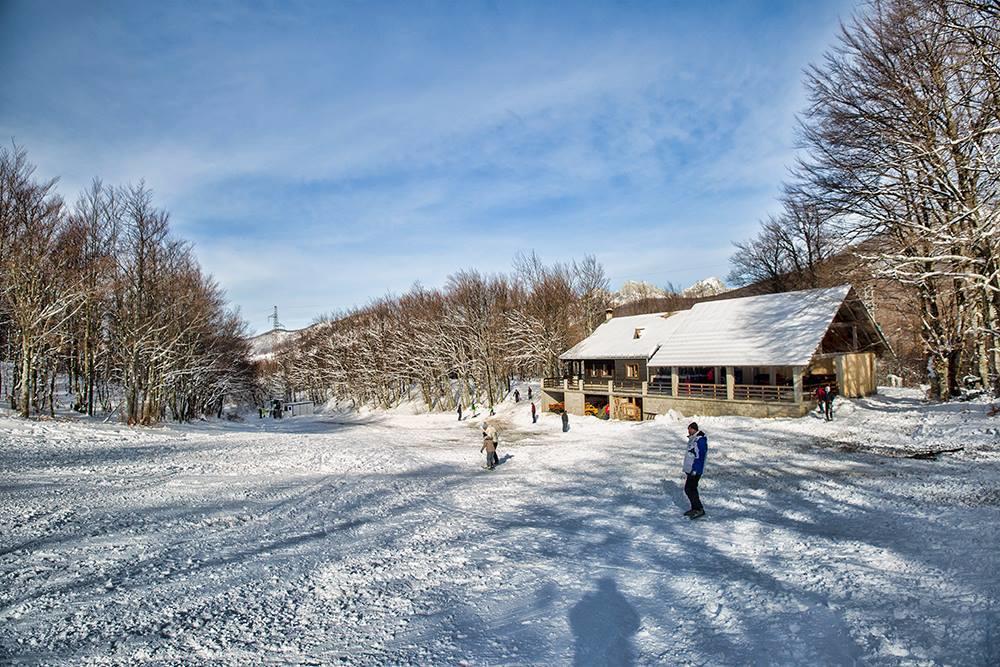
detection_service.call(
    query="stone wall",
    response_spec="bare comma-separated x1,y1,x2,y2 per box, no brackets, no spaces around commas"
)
643,394,811,419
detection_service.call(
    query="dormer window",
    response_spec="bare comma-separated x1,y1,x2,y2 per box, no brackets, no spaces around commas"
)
633,328,645,339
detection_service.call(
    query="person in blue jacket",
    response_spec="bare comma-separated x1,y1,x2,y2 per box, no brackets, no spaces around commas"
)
682,422,708,519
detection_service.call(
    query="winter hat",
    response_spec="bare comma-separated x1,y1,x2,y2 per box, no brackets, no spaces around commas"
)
688,421,699,432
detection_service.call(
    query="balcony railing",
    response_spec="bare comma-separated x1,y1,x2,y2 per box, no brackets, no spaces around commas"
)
676,382,728,400
735,384,796,402
648,381,672,395
583,380,611,392
613,379,643,393
542,377,564,390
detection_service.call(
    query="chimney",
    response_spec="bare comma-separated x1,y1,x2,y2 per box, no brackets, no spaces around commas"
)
605,307,614,322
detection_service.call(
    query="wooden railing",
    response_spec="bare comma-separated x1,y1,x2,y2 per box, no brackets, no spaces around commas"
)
733,384,796,402
676,382,727,400
542,377,564,390
647,381,796,403
613,379,643,393
647,381,672,395
583,381,610,392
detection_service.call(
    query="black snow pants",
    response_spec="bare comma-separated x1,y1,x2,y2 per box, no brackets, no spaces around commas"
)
684,473,703,511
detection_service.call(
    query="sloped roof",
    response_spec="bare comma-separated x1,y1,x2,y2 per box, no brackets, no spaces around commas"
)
647,285,853,367
559,311,686,361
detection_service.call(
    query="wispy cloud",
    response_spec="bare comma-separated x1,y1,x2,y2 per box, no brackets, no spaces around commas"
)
0,0,857,332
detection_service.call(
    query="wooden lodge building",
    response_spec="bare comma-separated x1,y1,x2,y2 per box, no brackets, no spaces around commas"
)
542,285,891,420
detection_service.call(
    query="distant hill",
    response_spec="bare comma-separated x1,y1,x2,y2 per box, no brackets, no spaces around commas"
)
613,277,728,306
249,328,301,361
682,276,727,298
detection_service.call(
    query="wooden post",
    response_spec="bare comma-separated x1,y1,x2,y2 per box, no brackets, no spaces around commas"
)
563,378,568,391
578,378,583,391
642,380,648,396
607,380,614,395
726,366,735,401
835,355,846,396
769,367,777,386
671,366,679,397
792,366,803,403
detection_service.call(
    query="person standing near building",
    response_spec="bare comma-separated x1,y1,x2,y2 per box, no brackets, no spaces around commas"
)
682,422,708,519
823,385,835,421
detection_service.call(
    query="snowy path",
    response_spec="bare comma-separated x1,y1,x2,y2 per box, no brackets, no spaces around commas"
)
1,389,999,665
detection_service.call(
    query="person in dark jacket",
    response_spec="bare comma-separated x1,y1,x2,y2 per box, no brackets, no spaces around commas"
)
562,410,570,432
531,401,537,423
528,387,533,400
457,403,463,421
514,389,520,402
682,422,708,519
823,385,835,421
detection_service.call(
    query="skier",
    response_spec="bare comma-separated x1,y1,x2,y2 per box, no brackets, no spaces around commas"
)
562,409,570,433
682,422,708,519
823,385,835,421
531,401,537,424
514,389,520,403
457,403,463,421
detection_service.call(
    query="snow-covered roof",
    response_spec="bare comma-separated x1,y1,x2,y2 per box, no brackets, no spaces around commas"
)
559,312,685,361
647,285,853,367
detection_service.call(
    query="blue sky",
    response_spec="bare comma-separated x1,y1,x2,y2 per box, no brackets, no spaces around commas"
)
0,0,857,333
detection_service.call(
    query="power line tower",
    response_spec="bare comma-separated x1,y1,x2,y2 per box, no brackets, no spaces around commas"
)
267,306,284,332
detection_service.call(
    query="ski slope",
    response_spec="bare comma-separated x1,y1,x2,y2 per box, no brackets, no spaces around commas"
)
1,388,998,665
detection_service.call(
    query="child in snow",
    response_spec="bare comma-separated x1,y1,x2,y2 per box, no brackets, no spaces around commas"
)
682,422,708,519
481,423,498,469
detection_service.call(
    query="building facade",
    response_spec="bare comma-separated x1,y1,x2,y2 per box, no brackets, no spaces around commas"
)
542,285,889,420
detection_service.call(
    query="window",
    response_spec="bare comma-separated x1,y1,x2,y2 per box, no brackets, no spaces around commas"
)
625,363,639,379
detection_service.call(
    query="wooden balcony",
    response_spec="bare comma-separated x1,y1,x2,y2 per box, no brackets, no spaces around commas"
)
542,377,564,390
613,379,643,394
676,382,727,400
735,384,795,402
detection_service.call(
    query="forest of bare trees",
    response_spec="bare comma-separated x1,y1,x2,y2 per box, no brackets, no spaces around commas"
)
264,252,611,412
0,145,258,423
729,0,1000,398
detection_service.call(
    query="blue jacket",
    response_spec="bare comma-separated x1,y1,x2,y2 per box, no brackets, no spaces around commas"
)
683,431,708,475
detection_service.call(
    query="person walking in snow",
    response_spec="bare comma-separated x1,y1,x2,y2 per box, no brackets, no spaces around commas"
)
457,403,463,421
531,401,537,424
528,387,532,400
514,389,520,403
815,385,827,418
682,422,708,519
481,422,499,469
562,409,570,433
823,385,835,421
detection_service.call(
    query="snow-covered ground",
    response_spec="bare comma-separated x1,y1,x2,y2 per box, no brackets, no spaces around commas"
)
1,387,998,665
